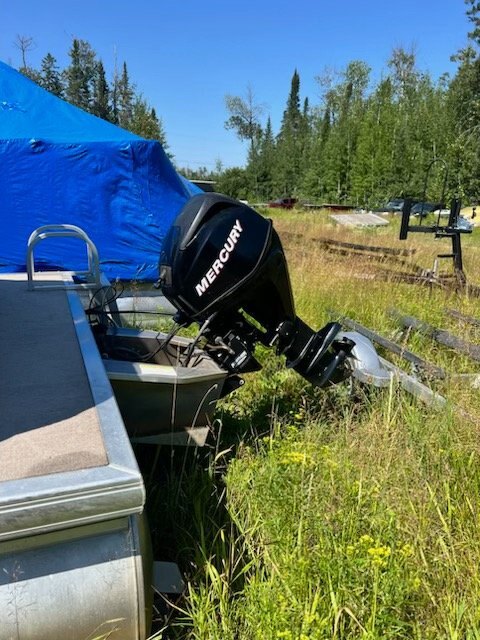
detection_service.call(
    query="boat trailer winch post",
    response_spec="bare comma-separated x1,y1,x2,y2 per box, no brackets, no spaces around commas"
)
399,159,474,286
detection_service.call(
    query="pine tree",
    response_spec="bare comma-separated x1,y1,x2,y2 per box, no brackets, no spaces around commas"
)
302,115,327,200
91,60,111,121
129,98,172,156
275,70,304,195
256,116,276,199
465,0,480,46
64,39,97,111
284,69,302,129
151,109,172,157
111,66,119,124
300,96,312,171
302,95,334,201
39,53,64,97
117,62,135,129
19,65,42,84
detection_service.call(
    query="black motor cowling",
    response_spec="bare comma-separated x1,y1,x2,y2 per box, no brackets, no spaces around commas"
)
158,193,353,386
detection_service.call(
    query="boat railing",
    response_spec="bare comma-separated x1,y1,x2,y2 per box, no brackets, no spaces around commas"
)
27,224,101,291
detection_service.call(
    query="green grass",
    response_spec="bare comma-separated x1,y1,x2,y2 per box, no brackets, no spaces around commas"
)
147,209,480,639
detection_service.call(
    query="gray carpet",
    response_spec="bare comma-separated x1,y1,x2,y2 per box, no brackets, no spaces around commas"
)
0,276,108,481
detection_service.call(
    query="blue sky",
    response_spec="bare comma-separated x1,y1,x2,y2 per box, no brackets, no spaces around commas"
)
0,1,472,169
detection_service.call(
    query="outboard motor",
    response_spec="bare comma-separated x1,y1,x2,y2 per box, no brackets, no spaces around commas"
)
158,193,388,390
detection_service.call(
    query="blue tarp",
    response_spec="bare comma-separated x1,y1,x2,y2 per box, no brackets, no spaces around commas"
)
0,60,198,280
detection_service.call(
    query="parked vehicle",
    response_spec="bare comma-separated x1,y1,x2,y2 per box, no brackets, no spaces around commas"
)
268,197,297,209
411,202,444,217
373,198,406,214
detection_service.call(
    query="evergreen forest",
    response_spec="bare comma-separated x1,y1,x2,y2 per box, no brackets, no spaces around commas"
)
220,1,480,206
15,36,170,153
13,0,480,208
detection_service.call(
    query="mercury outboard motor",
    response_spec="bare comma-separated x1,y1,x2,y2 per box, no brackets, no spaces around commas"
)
157,193,363,390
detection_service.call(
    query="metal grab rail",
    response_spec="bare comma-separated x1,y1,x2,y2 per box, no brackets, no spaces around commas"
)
27,224,101,291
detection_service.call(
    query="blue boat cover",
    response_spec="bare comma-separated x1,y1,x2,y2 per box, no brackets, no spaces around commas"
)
0,60,199,281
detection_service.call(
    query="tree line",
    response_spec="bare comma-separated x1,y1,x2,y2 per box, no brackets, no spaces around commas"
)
11,1,480,207
221,0,480,206
15,36,170,150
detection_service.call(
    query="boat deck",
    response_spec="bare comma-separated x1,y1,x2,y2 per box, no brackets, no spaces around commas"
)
0,274,107,481
0,272,144,541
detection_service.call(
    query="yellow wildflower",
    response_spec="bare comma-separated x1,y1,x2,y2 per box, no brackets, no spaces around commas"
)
280,451,313,466
400,543,415,558
367,545,391,567
367,545,391,557
412,577,422,590
324,457,338,470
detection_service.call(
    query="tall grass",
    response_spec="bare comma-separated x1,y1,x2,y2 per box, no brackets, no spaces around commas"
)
149,209,480,639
